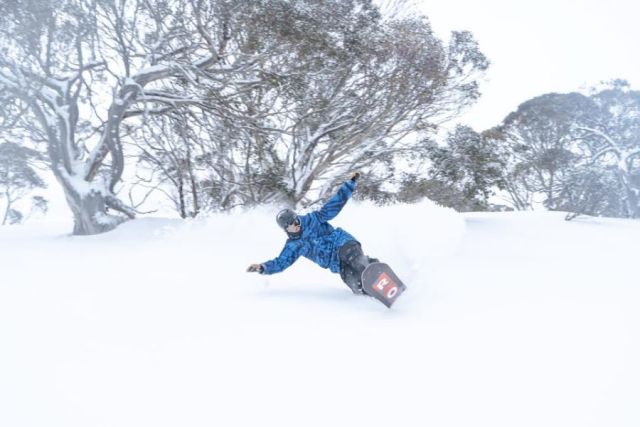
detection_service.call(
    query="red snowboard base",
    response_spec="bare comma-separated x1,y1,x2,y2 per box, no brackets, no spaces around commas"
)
361,262,407,308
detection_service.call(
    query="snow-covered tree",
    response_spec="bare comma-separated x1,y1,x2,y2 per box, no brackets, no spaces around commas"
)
1,0,124,234
571,81,640,218
274,18,489,207
490,81,640,219
194,2,490,209
129,1,489,213
493,93,588,210
0,0,284,233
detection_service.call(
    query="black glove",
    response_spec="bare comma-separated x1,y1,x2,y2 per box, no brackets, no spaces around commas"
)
247,264,263,273
350,172,360,182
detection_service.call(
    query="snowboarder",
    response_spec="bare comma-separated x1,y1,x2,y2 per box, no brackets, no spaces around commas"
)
246,172,378,294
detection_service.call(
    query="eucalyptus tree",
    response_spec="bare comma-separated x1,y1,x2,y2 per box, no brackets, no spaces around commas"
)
130,1,490,212
0,0,279,233
571,81,640,218
491,81,640,218
272,17,489,207
494,93,588,210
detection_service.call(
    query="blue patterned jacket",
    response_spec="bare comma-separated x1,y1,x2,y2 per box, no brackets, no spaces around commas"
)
261,180,358,275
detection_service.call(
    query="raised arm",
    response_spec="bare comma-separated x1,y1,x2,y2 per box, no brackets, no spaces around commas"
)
314,173,359,223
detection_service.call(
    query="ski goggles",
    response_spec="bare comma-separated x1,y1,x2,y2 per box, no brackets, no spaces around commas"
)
287,217,301,228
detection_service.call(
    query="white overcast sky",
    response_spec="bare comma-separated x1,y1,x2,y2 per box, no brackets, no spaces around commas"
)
412,0,640,130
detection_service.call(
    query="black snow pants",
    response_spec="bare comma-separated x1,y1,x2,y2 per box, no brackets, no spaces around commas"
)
338,240,377,294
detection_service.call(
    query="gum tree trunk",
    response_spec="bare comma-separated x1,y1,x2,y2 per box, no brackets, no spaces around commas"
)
64,189,124,235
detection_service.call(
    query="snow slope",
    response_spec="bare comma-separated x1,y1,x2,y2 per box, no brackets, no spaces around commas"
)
1,201,638,427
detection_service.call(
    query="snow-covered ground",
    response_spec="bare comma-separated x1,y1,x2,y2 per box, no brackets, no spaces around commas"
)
1,201,639,427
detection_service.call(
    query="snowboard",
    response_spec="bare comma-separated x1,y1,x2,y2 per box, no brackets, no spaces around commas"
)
361,262,406,308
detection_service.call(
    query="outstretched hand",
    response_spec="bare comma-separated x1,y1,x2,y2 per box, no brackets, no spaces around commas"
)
247,264,263,273
350,172,360,182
